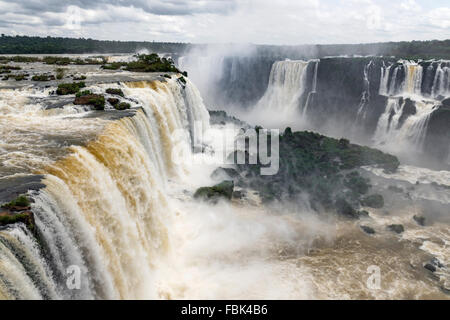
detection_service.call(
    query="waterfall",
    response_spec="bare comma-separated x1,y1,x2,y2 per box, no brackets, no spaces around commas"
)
431,61,450,98
257,60,310,114
356,60,374,120
379,60,449,99
0,78,210,299
303,60,319,116
373,97,435,151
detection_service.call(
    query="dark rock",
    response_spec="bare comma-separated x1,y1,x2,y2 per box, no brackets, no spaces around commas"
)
232,190,244,199
387,224,404,234
424,263,436,272
442,97,450,108
357,210,370,218
211,167,240,180
413,215,426,226
107,98,119,106
360,194,384,208
194,180,234,202
361,225,375,234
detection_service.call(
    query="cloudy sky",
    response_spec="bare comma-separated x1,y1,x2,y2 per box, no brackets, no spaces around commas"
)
0,0,449,44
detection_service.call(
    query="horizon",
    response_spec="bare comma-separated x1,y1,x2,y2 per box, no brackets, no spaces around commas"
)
1,34,449,48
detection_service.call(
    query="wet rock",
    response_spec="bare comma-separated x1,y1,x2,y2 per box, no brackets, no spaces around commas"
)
387,224,404,234
413,215,426,226
424,263,436,273
107,98,119,106
357,210,370,218
232,190,244,199
194,180,234,202
211,167,240,180
361,225,375,234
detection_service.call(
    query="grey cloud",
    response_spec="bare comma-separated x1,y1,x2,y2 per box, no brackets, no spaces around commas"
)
11,0,237,16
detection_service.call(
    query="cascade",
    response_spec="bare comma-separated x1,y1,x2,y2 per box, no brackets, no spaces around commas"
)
0,78,210,299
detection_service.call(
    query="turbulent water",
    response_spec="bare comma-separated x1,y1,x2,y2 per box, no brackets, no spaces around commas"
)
0,59,449,299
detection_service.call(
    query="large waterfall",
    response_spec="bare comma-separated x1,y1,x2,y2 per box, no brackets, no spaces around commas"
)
0,78,210,299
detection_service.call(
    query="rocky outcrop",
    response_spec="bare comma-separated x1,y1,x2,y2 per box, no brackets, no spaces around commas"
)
0,195,35,232
194,180,234,203
74,94,105,110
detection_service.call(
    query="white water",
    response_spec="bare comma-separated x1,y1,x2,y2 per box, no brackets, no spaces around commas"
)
236,60,313,130
0,72,449,300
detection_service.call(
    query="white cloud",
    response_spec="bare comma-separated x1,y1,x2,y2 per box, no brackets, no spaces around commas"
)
0,0,448,44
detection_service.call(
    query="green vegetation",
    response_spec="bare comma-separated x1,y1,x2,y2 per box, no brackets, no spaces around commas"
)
56,82,86,95
1,195,30,209
31,74,55,81
55,68,66,79
194,181,234,202
1,35,449,60
105,88,124,97
74,94,105,110
101,63,123,70
0,35,189,54
229,128,398,216
360,194,384,208
75,90,93,97
0,212,35,231
72,75,86,80
344,171,371,195
115,102,131,111
5,74,28,81
123,54,180,73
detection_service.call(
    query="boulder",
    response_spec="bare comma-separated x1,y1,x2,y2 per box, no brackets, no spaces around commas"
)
361,225,375,234
194,180,234,202
387,224,404,234
413,215,426,226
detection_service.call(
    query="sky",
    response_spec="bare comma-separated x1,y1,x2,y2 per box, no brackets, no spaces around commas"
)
0,0,449,45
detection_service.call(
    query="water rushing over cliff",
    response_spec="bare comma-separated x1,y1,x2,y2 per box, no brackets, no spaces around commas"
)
180,54,450,168
0,78,210,299
0,63,449,299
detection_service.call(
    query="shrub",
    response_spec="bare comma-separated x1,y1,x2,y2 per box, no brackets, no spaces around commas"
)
115,102,131,110
1,195,30,208
56,82,86,95
105,88,124,97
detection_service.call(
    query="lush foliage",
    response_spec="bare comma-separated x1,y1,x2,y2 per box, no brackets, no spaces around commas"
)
56,82,86,95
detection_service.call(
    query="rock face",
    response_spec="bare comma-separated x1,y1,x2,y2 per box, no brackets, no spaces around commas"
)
360,194,384,208
194,181,234,202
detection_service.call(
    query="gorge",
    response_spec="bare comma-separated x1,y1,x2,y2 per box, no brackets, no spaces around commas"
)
0,51,449,300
